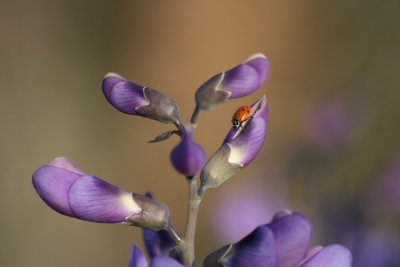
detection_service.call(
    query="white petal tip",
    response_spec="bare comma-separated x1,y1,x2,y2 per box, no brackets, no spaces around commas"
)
104,72,126,80
245,53,267,63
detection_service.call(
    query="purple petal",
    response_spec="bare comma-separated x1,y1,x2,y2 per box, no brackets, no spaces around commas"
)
143,229,176,258
228,95,268,167
32,158,84,217
268,211,311,267
170,131,205,177
299,244,352,267
102,73,149,115
244,53,270,86
69,175,141,223
229,226,276,267
193,54,269,112
149,256,184,267
129,244,148,267
49,157,85,175
226,54,270,99
143,229,163,258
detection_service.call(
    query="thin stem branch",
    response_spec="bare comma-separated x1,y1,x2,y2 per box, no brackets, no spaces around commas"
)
190,105,201,125
166,223,182,245
182,177,201,267
174,120,186,135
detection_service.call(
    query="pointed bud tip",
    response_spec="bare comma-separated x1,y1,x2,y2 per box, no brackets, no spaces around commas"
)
244,53,267,62
272,209,293,220
104,72,125,79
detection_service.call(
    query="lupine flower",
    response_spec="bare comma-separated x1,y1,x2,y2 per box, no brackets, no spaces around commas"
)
199,95,267,193
170,128,205,177
131,208,183,267
204,210,352,267
129,244,184,267
32,157,170,230
102,72,181,124
194,53,270,112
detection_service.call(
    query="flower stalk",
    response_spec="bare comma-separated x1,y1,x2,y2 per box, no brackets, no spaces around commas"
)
181,177,202,267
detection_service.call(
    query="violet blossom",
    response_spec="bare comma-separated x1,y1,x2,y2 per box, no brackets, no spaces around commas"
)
170,128,205,178
199,95,267,193
194,53,269,113
32,157,171,230
204,210,352,267
102,72,181,125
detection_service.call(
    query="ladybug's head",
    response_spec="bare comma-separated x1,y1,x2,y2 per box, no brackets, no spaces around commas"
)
232,119,240,129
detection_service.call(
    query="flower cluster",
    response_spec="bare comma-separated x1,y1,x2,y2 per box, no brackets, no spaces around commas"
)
32,54,352,266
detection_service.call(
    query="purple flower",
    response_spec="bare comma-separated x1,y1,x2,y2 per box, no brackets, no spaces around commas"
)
102,73,180,124
299,245,352,267
130,222,183,267
204,210,352,267
194,53,270,112
129,244,184,267
199,95,267,193
32,157,170,230
170,128,205,177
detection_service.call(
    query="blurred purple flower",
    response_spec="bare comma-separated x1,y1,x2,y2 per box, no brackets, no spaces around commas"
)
370,157,400,211
199,95,267,193
204,210,352,267
194,53,270,112
303,99,351,151
303,96,371,154
351,229,400,267
102,73,180,124
32,157,170,230
209,185,284,243
170,128,205,177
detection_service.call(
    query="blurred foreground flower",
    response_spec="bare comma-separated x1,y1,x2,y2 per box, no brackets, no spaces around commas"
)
32,157,170,230
204,210,352,267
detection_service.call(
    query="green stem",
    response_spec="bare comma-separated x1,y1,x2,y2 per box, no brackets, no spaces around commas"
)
190,105,201,125
182,178,201,267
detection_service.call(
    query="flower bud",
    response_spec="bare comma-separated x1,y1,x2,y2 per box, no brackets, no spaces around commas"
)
102,73,180,124
194,53,269,112
170,130,205,177
199,95,267,193
32,157,170,230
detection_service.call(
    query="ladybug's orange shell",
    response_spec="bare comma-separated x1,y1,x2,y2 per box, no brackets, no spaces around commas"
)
233,105,251,123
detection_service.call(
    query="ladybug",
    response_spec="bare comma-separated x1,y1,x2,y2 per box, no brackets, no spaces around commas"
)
232,105,251,129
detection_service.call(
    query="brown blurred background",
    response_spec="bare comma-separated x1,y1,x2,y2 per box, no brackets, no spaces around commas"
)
1,1,400,266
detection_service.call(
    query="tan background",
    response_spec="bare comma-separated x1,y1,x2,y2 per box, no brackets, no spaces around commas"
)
1,1,399,266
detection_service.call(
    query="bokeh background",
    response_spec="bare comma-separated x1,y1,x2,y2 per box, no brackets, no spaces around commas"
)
1,1,399,266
